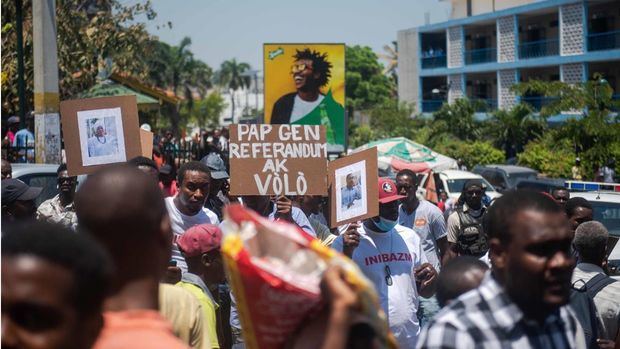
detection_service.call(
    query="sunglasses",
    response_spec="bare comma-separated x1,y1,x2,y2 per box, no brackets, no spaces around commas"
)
291,63,309,74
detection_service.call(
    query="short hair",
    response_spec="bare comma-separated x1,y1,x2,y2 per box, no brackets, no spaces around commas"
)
565,197,593,217
293,49,332,87
551,187,568,195
2,221,111,315
128,156,157,171
177,161,210,185
484,190,562,245
56,163,68,175
396,169,418,185
436,256,488,307
573,221,608,262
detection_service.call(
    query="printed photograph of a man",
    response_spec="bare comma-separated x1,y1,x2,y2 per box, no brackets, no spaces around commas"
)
271,49,333,124
341,172,362,210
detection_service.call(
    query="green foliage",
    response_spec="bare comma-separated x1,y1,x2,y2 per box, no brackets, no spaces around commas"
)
217,59,251,120
515,76,620,178
486,104,546,157
432,99,482,141
348,124,377,149
368,100,417,139
433,139,505,169
180,92,227,129
345,45,394,111
2,0,157,115
517,132,574,178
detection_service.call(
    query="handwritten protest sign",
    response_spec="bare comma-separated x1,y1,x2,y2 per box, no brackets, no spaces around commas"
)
229,124,327,196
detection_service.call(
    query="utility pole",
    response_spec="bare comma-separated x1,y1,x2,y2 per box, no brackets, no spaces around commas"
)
15,0,26,127
33,0,62,164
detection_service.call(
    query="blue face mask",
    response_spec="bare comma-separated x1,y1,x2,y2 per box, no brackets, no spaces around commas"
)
373,217,398,232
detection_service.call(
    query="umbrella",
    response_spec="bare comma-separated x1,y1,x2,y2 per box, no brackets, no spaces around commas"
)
354,137,458,174
79,80,159,110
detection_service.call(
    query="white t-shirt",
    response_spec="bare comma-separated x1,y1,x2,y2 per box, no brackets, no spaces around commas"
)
290,94,324,123
398,201,447,270
165,197,220,272
332,224,428,348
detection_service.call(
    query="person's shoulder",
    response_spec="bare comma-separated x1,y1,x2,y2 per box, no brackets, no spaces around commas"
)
275,92,296,104
421,200,443,215
394,224,421,242
201,207,220,224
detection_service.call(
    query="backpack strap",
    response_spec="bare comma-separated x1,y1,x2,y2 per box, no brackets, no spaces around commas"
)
585,273,617,299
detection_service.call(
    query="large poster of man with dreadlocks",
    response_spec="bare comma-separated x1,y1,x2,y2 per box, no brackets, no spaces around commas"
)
264,44,345,149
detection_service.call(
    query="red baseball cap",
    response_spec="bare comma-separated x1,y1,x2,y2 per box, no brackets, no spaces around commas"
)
378,177,406,204
177,224,222,257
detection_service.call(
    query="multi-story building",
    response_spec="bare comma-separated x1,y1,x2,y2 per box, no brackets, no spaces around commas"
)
398,0,620,115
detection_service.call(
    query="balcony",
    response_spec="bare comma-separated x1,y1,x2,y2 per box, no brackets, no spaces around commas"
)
588,30,620,51
521,96,559,111
421,55,447,69
518,39,559,59
421,100,445,113
465,48,497,65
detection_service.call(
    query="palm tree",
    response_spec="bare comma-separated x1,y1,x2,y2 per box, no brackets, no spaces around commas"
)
489,104,545,158
218,59,251,122
146,37,212,134
378,41,398,84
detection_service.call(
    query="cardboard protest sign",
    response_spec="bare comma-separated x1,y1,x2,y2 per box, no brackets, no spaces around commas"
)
140,129,154,158
60,95,141,176
264,43,345,151
328,147,379,228
229,124,327,196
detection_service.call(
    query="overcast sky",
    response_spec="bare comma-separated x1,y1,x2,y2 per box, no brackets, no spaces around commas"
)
144,0,451,70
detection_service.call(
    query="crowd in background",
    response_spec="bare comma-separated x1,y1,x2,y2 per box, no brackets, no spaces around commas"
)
1,134,619,349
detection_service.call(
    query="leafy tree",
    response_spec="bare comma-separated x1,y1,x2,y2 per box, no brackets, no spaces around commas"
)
345,45,394,114
144,37,213,134
2,0,156,115
433,139,505,170
348,124,377,149
486,104,546,158
369,100,417,139
514,74,620,177
180,92,226,129
217,59,251,122
432,98,482,141
517,131,574,178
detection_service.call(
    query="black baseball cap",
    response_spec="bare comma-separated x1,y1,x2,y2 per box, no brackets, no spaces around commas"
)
201,153,229,180
1,179,42,204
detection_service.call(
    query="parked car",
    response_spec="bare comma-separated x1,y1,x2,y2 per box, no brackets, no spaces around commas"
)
515,178,566,193
472,164,538,192
11,163,86,207
418,170,502,201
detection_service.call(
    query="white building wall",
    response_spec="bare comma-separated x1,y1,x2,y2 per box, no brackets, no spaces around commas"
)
560,2,586,56
447,26,464,68
397,28,420,107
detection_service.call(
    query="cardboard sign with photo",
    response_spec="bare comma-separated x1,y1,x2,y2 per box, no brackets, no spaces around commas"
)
228,124,328,196
60,96,142,176
328,147,379,228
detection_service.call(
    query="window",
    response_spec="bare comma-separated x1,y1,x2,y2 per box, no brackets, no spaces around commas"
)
18,174,58,207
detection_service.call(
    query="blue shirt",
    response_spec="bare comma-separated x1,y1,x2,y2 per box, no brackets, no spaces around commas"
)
268,205,316,237
341,185,362,209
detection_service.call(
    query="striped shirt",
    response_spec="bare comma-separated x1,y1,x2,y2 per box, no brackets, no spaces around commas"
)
417,273,586,349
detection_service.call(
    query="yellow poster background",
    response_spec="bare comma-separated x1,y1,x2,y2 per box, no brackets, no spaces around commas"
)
264,43,345,124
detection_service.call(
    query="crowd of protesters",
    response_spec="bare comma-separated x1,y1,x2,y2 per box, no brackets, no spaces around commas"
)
2,140,619,349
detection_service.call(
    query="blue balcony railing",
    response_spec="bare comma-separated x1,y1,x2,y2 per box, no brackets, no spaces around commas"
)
518,39,559,59
421,55,447,69
465,48,497,65
588,30,620,51
521,96,559,111
471,98,498,112
421,100,445,112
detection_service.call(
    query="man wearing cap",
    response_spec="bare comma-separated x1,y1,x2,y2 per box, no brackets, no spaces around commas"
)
446,179,489,260
1,178,42,228
331,178,438,348
159,164,178,198
12,114,35,163
177,224,226,349
201,153,229,221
